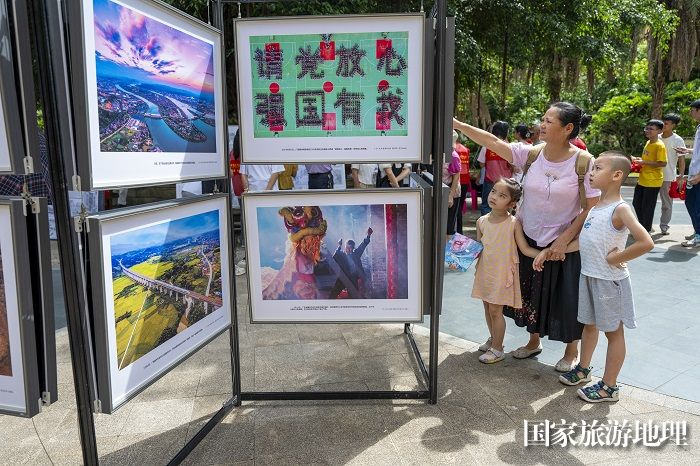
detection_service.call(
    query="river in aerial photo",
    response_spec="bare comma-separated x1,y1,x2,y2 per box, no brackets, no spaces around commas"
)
116,85,217,153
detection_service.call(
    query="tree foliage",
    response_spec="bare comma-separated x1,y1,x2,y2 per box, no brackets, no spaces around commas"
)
159,0,697,154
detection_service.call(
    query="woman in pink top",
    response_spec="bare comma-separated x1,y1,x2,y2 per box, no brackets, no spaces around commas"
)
454,102,601,373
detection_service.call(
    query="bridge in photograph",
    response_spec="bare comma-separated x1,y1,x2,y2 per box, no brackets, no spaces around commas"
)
119,260,223,310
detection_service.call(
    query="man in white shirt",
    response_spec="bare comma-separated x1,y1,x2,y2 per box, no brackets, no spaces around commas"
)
659,113,687,234
676,99,700,247
351,164,378,188
241,164,285,192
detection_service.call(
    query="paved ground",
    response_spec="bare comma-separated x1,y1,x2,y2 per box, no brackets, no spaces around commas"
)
1,280,698,465
9,184,693,464
437,185,700,404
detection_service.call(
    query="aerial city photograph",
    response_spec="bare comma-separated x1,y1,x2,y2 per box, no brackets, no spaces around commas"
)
92,0,218,154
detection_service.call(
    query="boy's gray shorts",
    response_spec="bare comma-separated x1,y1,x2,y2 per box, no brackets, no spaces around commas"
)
578,275,636,332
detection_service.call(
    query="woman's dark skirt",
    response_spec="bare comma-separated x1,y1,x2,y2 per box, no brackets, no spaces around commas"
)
503,234,584,343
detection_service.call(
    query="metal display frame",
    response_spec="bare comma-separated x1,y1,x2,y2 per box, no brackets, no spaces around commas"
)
28,0,450,463
233,13,428,164
25,197,59,408
0,197,43,417
64,0,229,191
85,194,234,414
242,188,425,324
0,0,39,175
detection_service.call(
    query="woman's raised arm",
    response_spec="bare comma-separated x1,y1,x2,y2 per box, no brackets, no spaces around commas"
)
452,118,513,163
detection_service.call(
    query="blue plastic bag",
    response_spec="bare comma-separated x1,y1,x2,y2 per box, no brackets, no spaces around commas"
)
444,233,482,272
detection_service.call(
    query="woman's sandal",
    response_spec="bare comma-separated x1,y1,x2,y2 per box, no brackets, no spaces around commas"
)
558,364,592,386
511,345,543,359
577,381,620,403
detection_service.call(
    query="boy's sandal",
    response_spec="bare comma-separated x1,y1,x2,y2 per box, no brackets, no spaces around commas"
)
479,348,505,364
511,345,543,359
558,364,592,386
577,381,619,403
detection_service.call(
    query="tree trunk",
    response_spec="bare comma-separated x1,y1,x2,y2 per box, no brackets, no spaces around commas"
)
629,26,640,72
546,53,563,103
476,68,483,126
586,63,595,99
501,30,509,111
648,33,668,119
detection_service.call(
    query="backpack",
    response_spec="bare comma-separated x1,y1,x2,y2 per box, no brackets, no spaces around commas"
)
522,143,593,210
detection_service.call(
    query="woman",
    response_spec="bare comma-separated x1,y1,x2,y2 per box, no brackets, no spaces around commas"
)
453,102,600,372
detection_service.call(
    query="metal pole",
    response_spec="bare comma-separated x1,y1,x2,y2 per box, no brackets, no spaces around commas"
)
29,0,99,463
211,0,243,407
428,0,447,405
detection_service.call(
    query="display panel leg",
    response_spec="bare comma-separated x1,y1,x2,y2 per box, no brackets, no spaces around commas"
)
428,0,448,405
167,396,237,466
404,325,429,385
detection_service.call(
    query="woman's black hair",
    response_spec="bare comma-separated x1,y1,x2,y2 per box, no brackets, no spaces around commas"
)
491,120,510,140
550,102,589,139
579,114,592,132
232,128,241,160
514,124,531,140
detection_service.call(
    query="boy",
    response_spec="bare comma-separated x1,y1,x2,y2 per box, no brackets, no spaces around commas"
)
675,99,700,247
557,152,654,402
659,114,686,235
632,119,667,232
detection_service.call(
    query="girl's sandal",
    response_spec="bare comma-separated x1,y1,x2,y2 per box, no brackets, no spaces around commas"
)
577,381,619,403
479,348,505,364
558,364,592,386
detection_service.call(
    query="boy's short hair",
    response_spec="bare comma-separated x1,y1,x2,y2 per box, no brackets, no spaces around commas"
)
662,113,681,125
646,119,664,130
598,151,631,180
662,113,681,124
690,99,700,110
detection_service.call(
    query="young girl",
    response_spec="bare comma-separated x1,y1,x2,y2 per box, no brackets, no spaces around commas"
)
472,178,549,364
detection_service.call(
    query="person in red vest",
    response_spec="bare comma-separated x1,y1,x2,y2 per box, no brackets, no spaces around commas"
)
477,121,511,215
455,135,471,232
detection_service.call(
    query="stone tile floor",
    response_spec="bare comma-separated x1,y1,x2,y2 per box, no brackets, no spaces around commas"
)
1,284,697,465
15,185,697,464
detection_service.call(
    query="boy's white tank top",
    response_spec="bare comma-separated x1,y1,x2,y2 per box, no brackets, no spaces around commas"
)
579,201,630,281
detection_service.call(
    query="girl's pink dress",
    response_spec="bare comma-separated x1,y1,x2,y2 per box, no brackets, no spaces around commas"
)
471,214,522,308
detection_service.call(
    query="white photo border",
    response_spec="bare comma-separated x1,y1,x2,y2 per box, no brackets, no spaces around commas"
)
0,198,42,417
70,0,227,190
86,195,232,413
234,14,425,164
243,189,424,323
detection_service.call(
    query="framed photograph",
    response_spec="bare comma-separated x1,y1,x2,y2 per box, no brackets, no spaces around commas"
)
0,198,42,417
67,0,227,190
243,189,423,323
234,14,425,163
0,0,39,175
86,195,232,413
